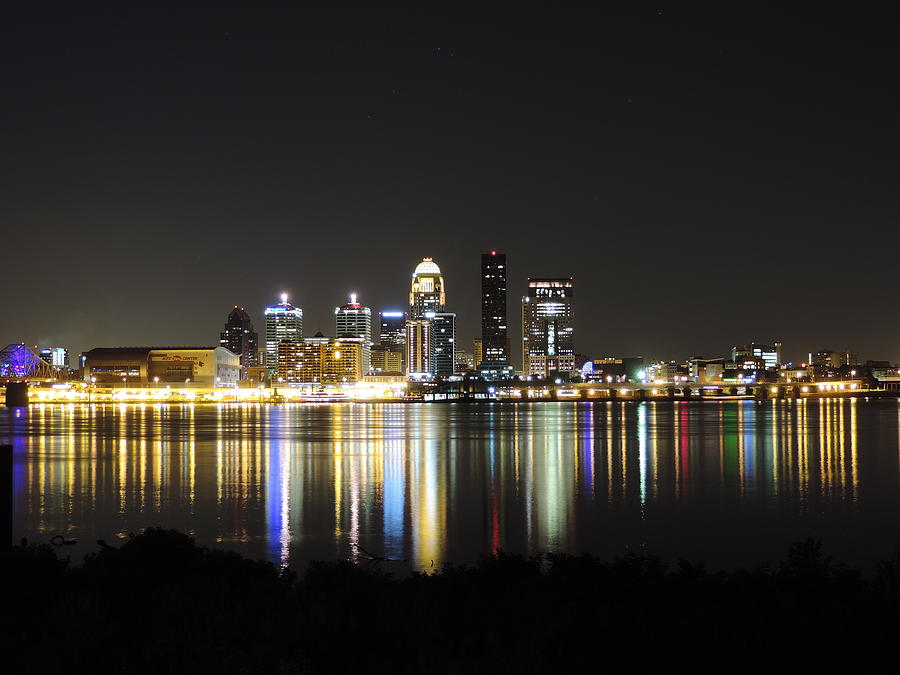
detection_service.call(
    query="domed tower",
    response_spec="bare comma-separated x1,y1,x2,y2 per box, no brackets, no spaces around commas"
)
409,258,445,318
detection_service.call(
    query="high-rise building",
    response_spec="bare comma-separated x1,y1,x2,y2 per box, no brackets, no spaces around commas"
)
335,293,372,373
38,347,69,369
409,258,445,317
481,251,508,363
379,311,407,349
426,311,456,376
405,319,433,376
277,333,363,385
265,293,303,373
219,306,259,379
522,278,575,378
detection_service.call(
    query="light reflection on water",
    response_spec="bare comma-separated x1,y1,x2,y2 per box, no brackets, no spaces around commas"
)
3,399,900,570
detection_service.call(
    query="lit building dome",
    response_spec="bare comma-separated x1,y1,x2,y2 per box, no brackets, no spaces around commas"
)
414,258,442,276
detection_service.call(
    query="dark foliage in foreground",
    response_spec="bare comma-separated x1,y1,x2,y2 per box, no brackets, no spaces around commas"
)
4,530,900,673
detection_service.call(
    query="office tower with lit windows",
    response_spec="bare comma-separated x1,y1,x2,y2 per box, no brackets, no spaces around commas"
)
409,258,445,317
265,293,303,373
379,311,407,348
405,319,433,376
481,251,508,362
426,311,456,376
335,293,372,373
522,278,575,377
219,306,259,379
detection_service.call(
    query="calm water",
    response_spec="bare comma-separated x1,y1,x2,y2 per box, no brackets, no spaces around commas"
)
3,399,900,570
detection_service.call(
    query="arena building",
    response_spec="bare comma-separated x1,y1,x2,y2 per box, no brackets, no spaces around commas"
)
82,347,240,387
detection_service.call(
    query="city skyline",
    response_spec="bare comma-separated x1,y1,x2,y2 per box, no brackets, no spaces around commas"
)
2,8,897,363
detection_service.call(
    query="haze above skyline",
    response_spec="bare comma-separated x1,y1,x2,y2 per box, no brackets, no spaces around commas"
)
2,6,897,364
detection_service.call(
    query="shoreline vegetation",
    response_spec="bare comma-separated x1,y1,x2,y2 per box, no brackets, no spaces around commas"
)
6,530,900,673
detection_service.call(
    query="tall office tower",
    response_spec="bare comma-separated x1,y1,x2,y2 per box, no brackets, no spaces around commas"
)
409,257,445,317
405,318,433,376
265,293,303,373
379,311,407,348
481,251,508,363
522,278,575,378
335,293,372,373
426,311,456,376
220,306,259,379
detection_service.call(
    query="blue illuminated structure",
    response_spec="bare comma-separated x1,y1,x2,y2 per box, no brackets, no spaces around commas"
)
0,344,58,379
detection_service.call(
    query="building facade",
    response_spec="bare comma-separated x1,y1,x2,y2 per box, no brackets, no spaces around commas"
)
276,334,363,385
82,347,240,387
409,258,445,317
379,311,407,348
405,319,433,376
335,294,372,373
427,311,456,376
522,278,575,377
265,293,303,372
481,251,508,364
219,306,259,379
371,345,404,374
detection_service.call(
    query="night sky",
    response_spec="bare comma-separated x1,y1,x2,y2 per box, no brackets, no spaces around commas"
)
2,6,898,366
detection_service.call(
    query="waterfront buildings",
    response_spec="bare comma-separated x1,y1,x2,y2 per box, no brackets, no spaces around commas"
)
409,258,445,317
731,342,781,370
427,311,456,376
81,347,240,387
265,294,303,373
219,306,259,378
276,333,363,385
473,338,483,369
335,294,372,373
38,347,69,369
522,278,575,377
405,319,433,376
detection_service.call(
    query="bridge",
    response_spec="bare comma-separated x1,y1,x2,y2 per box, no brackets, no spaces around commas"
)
0,344,64,382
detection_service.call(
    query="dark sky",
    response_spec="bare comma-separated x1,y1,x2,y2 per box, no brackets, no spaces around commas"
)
2,5,898,366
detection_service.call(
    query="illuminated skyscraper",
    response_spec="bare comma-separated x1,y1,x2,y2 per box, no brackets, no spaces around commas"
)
335,293,372,373
409,258,445,318
481,251,508,362
405,319,433,376
220,306,259,379
380,311,406,349
265,293,303,373
522,278,575,377
426,311,456,376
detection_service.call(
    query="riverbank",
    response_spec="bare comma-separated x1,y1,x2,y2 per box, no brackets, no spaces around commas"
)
5,529,899,673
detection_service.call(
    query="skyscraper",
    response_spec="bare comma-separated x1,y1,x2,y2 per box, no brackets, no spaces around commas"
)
426,311,456,376
405,319,433,376
265,293,303,373
481,251,508,363
220,306,259,379
409,258,445,317
522,278,575,378
335,293,372,373
379,311,407,349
